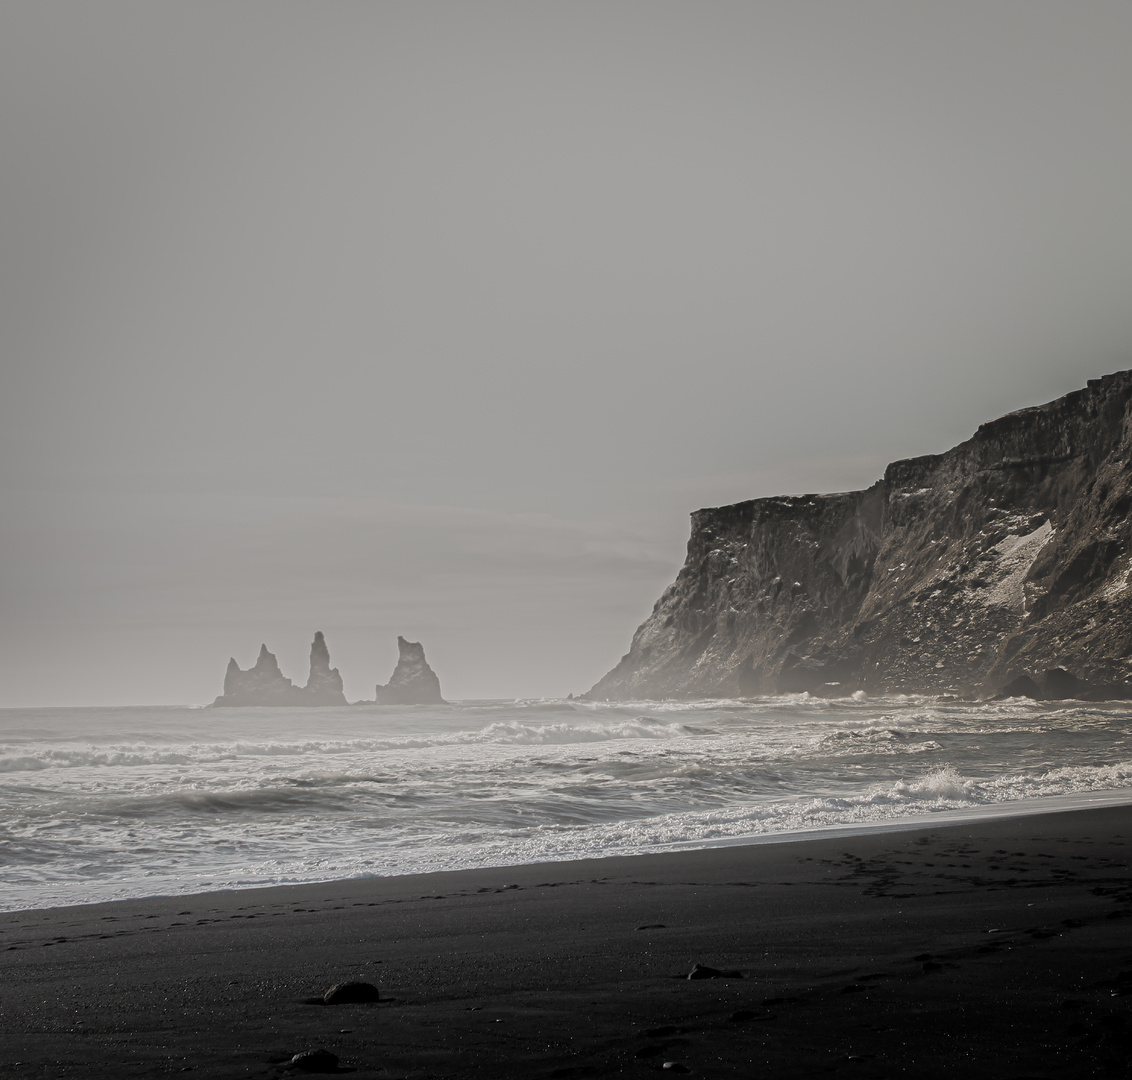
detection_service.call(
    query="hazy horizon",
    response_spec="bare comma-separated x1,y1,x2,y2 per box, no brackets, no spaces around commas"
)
3,2,1132,706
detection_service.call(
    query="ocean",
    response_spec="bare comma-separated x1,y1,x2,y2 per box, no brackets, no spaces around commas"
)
2,695,1131,912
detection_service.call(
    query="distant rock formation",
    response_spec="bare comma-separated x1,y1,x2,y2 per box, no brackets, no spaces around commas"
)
212,644,297,706
587,370,1132,702
302,631,348,705
211,632,348,706
374,636,446,705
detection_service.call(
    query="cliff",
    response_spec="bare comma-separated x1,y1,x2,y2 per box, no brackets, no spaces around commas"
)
374,636,446,705
587,370,1132,701
211,631,348,706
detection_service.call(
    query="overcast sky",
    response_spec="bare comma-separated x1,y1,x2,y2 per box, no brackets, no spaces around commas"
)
2,1,1131,705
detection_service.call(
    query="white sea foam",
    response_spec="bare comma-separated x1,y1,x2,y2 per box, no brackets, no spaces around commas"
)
1,698,1132,909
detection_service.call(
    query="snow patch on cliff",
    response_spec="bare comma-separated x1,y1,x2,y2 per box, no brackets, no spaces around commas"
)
1103,553,1132,600
983,519,1053,612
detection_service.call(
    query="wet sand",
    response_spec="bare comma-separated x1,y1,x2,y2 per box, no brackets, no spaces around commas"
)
3,804,1131,1079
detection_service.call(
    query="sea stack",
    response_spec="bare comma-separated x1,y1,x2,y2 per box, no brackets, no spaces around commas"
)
302,631,348,705
587,370,1132,701
211,632,348,706
212,644,299,706
374,636,446,705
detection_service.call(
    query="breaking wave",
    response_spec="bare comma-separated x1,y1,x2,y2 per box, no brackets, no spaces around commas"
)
0,717,693,775
2,697,1132,909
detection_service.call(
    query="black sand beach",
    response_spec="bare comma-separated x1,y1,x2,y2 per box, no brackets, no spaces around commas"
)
3,805,1132,1079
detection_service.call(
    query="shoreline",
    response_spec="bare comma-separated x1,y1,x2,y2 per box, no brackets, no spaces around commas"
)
5,801,1132,1077
8,786,1132,917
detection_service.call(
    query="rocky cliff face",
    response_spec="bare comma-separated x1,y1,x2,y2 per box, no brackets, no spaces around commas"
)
212,632,348,706
374,636,446,705
587,371,1132,702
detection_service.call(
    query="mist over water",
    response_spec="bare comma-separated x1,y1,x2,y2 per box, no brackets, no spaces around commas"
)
2,697,1131,911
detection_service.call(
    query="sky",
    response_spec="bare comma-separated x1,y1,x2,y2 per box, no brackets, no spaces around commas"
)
2,1,1132,705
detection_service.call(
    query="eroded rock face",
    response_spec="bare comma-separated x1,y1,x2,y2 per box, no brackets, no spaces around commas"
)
587,370,1132,701
212,632,347,706
375,636,445,705
303,630,347,705
212,644,298,706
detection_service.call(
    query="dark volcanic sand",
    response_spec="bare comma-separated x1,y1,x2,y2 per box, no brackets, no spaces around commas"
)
3,805,1132,1079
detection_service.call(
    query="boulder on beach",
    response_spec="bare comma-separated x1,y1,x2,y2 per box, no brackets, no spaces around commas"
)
288,1048,339,1073
322,980,381,1004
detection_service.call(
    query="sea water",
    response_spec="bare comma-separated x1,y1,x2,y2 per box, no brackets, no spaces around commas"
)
2,695,1131,911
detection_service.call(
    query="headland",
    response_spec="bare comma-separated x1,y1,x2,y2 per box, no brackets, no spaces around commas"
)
589,370,1132,701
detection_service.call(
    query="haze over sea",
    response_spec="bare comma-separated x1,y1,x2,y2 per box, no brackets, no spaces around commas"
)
3,697,1132,912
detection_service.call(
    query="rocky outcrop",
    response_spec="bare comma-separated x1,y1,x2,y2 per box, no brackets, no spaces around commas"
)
302,631,347,705
587,370,1132,701
212,644,298,706
374,636,446,705
211,632,348,706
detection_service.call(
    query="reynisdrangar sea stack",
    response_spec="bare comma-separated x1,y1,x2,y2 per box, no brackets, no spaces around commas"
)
211,631,347,706
374,636,446,705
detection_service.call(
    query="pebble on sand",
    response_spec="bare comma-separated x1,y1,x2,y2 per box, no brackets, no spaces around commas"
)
288,1048,339,1073
687,962,742,980
323,981,381,1004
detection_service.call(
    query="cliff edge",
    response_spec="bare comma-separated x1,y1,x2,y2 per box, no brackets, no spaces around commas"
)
587,370,1132,701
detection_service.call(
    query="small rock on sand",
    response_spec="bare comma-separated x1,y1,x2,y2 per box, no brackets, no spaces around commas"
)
289,1048,339,1073
323,980,381,1004
687,963,742,980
